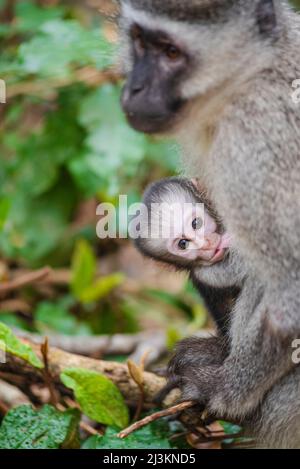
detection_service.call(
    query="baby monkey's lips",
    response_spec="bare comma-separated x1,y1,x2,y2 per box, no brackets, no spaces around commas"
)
209,237,230,264
210,247,227,263
208,233,231,264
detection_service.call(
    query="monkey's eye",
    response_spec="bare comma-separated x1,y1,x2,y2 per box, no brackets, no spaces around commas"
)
178,239,190,251
164,44,182,61
192,218,203,230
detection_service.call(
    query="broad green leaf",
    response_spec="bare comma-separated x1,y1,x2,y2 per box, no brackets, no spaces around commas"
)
60,368,129,429
18,19,114,77
79,273,125,304
77,85,149,196
0,322,43,368
0,405,80,449
71,239,96,298
34,300,93,336
15,0,65,33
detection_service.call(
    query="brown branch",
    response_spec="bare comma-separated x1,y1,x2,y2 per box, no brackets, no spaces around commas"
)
118,401,195,439
13,328,167,363
1,339,170,408
0,267,51,294
0,299,31,315
7,67,122,99
0,379,29,408
40,338,59,407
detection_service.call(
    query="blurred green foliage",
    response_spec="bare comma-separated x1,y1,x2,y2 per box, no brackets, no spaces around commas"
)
0,0,298,341
0,0,185,338
0,0,178,267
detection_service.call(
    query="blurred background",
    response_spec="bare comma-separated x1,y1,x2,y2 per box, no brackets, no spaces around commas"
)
0,0,299,357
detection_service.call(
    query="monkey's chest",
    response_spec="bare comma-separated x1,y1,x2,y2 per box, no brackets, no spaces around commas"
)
206,149,284,271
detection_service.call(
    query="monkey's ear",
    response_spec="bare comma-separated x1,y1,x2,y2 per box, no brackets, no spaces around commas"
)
256,0,277,36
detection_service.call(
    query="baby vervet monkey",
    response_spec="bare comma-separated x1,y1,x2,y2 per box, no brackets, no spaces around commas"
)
135,177,243,334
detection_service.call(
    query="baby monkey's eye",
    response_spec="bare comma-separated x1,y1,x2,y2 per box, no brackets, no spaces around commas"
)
178,239,190,251
192,218,203,230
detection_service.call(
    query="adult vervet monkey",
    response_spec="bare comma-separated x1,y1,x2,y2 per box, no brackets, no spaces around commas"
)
119,0,300,447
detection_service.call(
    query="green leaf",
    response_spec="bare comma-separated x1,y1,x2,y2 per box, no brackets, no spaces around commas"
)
15,0,65,33
71,239,96,298
79,273,125,304
18,19,114,78
0,404,80,449
166,326,183,351
60,368,129,429
0,198,10,230
82,423,173,450
189,303,208,331
83,419,189,449
0,180,76,265
77,85,150,197
34,300,93,336
0,322,43,368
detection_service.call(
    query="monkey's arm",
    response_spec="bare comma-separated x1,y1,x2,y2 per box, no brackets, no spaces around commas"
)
193,280,239,336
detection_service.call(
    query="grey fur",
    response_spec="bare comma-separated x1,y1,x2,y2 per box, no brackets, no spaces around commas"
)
122,0,236,22
120,0,300,448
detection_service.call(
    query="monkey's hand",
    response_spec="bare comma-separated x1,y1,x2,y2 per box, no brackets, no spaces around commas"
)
156,336,227,407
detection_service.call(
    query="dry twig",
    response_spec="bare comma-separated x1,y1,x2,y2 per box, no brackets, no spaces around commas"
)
118,401,195,439
1,339,169,408
0,267,51,294
40,338,59,407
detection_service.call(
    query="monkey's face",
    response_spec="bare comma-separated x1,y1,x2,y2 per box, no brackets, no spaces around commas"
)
166,207,229,265
119,1,277,135
121,22,190,133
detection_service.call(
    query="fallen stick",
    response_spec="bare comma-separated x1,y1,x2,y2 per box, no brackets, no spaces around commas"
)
0,267,51,294
1,339,169,407
118,401,195,439
12,329,167,364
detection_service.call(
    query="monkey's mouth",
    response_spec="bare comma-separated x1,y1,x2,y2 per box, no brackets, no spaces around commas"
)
210,233,231,263
125,111,179,135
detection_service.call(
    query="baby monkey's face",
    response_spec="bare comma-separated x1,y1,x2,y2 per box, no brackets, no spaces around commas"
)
167,206,230,265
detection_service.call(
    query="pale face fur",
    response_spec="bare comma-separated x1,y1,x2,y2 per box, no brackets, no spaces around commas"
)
136,178,231,268
160,201,230,263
